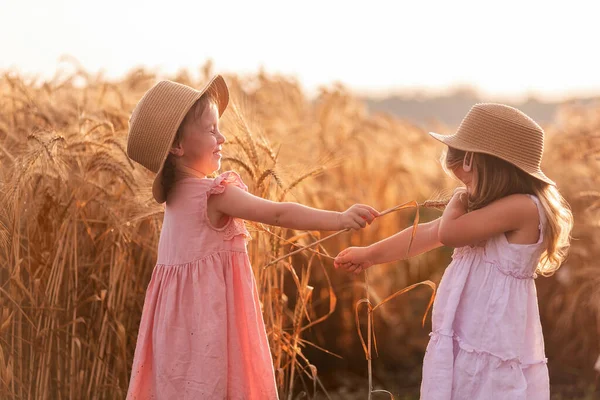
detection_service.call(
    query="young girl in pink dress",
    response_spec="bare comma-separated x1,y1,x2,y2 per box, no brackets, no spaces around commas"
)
334,103,573,399
125,75,379,399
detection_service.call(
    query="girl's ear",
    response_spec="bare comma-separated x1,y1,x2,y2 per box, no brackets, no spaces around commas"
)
169,143,184,157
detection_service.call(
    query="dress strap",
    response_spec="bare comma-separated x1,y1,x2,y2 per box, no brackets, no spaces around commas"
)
526,195,546,244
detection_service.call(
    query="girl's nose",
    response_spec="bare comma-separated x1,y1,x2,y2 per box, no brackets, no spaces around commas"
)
217,131,226,144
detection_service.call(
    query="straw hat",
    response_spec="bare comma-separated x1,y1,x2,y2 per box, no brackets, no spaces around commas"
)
126,75,229,203
428,103,554,185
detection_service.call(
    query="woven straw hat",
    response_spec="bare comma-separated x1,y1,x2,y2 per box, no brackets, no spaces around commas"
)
428,103,554,185
127,75,229,203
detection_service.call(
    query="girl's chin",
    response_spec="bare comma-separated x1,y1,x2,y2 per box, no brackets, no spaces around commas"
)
209,161,221,174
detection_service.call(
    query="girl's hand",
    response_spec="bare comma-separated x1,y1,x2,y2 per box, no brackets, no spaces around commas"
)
334,247,374,274
445,187,468,215
339,204,379,230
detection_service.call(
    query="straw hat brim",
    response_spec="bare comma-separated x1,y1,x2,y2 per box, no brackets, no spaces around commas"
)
152,76,229,203
428,131,555,185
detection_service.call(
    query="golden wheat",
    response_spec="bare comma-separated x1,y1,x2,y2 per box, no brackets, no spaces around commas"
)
0,65,597,399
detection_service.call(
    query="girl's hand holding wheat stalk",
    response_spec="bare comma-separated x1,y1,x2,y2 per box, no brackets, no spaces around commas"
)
264,199,448,268
338,204,380,230
334,196,456,274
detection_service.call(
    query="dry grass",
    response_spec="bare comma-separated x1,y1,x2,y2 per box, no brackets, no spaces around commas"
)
0,63,598,399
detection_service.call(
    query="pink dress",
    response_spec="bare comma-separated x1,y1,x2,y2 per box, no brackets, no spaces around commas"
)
420,195,550,400
127,171,278,400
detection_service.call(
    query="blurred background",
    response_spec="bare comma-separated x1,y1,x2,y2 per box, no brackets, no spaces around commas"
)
0,1,599,399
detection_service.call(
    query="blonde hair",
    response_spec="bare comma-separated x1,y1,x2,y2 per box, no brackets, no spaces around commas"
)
442,147,573,276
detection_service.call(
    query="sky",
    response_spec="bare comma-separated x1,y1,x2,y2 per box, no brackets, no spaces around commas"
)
1,0,599,101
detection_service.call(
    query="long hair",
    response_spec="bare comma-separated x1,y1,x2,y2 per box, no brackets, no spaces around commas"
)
442,147,573,276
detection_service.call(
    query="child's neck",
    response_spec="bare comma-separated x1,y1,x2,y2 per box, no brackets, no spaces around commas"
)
177,164,208,180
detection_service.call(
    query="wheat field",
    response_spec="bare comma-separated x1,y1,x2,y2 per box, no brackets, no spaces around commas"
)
0,63,598,399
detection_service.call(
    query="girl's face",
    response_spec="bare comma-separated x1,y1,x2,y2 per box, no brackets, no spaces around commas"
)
444,147,476,193
451,164,474,192
171,102,225,176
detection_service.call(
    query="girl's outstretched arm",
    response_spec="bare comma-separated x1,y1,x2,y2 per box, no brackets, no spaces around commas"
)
211,184,379,231
334,218,443,274
438,189,539,247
